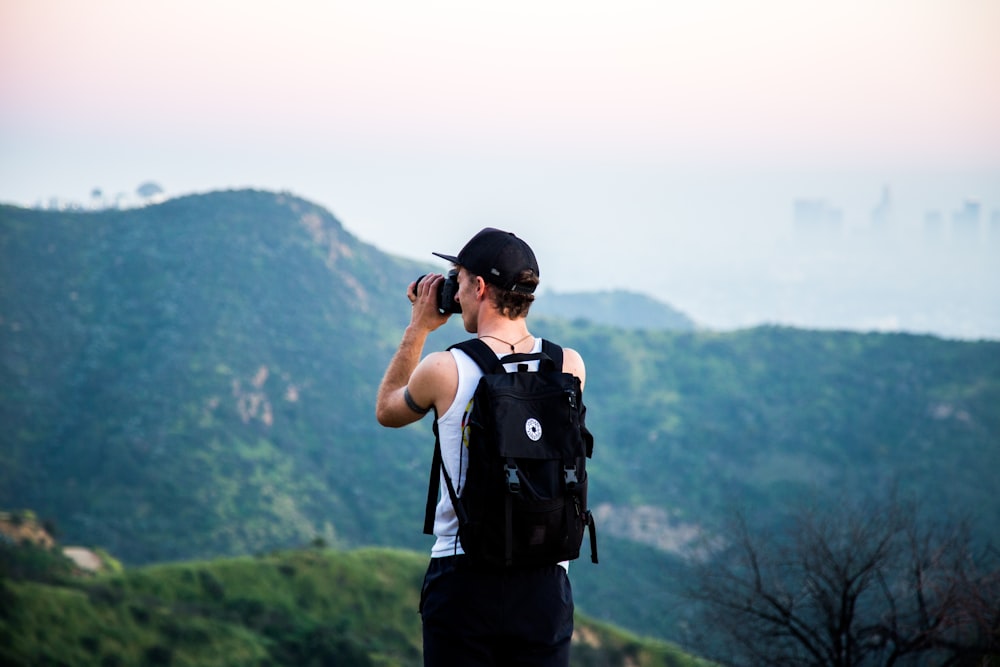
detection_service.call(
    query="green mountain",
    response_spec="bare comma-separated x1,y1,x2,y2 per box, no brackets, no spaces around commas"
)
533,289,695,331
2,189,999,646
1,190,436,562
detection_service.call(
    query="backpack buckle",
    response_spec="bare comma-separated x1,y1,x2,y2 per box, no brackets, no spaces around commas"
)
504,463,521,493
564,466,579,491
565,389,578,409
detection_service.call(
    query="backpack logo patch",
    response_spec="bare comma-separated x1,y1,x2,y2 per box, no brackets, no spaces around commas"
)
525,417,543,442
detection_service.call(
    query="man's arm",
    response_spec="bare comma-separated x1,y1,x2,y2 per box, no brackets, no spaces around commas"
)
375,274,453,428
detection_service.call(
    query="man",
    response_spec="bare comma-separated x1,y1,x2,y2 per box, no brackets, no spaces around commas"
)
375,227,586,666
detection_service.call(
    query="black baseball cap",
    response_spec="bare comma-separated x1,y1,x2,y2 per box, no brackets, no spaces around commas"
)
433,228,539,294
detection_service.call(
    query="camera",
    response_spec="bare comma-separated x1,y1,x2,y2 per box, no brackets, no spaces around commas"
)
414,269,462,314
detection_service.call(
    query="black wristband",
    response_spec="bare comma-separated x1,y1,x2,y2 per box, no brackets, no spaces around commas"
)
404,387,431,415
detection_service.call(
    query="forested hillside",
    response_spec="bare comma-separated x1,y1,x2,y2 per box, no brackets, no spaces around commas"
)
2,190,998,645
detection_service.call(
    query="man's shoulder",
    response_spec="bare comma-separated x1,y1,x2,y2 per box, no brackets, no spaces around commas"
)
423,349,458,367
559,345,586,388
414,349,458,383
409,350,459,411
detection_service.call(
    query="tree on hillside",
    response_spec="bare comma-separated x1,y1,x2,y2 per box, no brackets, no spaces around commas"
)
136,181,164,199
685,497,999,666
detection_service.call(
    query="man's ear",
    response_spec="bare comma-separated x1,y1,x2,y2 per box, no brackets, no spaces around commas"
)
476,276,488,300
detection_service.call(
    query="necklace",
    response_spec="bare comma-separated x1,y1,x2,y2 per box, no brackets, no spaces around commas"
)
478,333,533,353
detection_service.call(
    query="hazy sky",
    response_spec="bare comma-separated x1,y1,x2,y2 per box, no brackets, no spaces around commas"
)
2,0,998,335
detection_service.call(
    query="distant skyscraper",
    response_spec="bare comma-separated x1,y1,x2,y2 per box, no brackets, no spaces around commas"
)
870,185,892,235
951,200,981,244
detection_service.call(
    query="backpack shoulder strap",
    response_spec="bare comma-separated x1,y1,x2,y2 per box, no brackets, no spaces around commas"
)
423,419,442,535
448,338,502,375
540,339,564,371
423,415,467,534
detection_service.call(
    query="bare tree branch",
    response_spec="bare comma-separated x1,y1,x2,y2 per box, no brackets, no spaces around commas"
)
684,496,999,666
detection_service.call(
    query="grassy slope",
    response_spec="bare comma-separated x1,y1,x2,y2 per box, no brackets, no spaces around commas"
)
0,546,705,667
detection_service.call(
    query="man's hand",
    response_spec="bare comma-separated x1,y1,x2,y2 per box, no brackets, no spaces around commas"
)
408,273,451,333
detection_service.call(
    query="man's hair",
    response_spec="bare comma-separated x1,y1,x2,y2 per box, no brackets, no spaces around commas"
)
487,269,538,319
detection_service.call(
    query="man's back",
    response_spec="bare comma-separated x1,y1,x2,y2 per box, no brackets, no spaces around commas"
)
375,228,590,666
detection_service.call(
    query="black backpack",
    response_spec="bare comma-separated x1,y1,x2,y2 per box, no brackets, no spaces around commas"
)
423,338,598,568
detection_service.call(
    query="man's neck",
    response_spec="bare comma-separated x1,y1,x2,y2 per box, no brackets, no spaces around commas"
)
475,315,532,354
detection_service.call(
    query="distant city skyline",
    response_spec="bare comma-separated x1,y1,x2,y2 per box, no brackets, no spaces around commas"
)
793,187,1000,243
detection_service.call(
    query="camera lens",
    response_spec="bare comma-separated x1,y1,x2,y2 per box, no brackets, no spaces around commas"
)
441,270,462,314
413,273,461,314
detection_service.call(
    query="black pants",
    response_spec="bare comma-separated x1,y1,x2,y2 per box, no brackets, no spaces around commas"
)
419,555,574,667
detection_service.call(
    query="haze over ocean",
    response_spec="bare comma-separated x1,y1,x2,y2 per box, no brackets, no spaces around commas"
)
3,1,998,339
